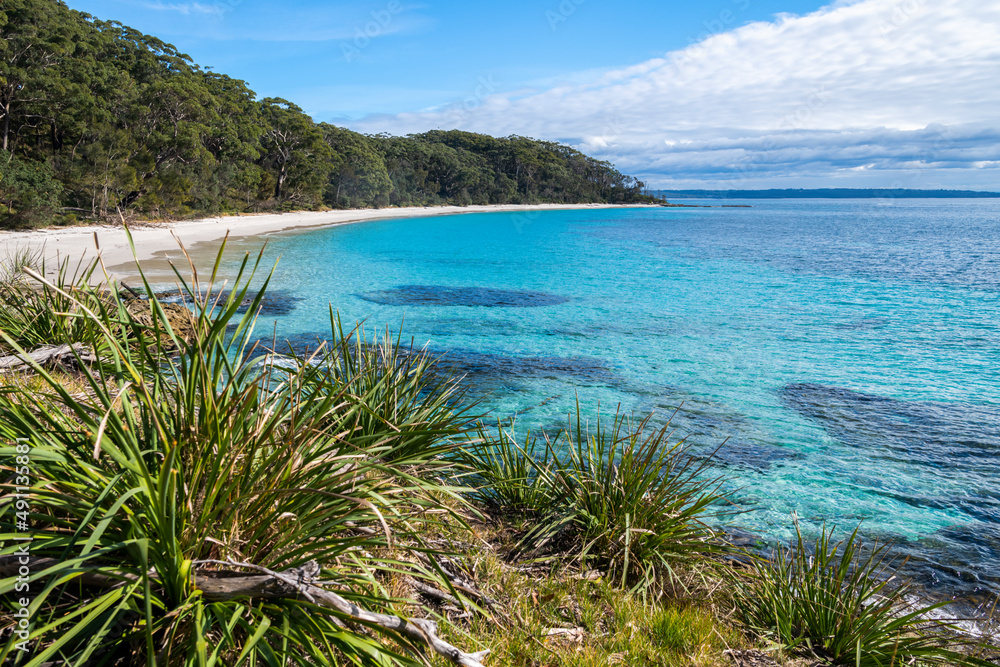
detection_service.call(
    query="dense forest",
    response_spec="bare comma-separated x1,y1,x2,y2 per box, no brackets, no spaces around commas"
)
0,0,655,229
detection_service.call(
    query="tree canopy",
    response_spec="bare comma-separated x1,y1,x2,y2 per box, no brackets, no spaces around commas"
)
0,0,655,228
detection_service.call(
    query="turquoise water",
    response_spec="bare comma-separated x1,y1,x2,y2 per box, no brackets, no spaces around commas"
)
205,200,1000,596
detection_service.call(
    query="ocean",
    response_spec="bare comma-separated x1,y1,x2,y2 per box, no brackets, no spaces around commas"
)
195,199,1000,600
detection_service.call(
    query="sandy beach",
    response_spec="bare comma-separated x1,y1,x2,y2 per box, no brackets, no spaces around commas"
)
0,204,648,283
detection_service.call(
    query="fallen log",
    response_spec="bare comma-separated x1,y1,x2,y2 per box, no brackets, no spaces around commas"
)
0,343,96,372
0,556,490,667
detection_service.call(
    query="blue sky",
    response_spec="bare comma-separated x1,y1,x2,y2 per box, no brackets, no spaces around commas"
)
64,0,1000,189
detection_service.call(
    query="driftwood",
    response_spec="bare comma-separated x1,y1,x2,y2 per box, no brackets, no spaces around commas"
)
0,556,490,667
410,578,463,607
0,343,95,372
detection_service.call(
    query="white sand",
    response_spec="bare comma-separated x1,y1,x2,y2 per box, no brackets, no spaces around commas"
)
0,204,650,282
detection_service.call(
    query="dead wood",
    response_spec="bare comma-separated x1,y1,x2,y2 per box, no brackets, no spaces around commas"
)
0,343,95,372
1,556,489,667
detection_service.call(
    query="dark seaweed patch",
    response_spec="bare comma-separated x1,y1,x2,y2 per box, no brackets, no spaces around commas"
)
250,334,620,398
638,394,799,472
780,382,1000,525
357,285,570,307
875,524,1000,600
781,382,1000,597
427,347,620,400
157,288,302,316
780,383,1000,466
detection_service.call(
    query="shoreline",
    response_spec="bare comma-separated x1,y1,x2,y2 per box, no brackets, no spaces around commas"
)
0,204,655,282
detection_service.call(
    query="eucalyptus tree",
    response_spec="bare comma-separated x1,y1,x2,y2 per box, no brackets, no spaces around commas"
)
322,123,391,208
258,98,330,205
0,0,80,152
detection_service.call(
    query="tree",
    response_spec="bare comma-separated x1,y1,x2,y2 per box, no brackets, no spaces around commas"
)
0,0,79,152
259,98,330,205
323,124,391,208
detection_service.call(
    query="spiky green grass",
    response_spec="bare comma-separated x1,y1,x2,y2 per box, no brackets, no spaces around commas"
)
0,241,477,666
733,523,995,666
0,255,113,355
459,410,728,599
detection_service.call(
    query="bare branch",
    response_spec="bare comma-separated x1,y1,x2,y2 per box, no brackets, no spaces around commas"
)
0,557,489,667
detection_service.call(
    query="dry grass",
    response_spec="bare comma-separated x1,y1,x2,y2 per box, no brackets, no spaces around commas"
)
375,508,746,667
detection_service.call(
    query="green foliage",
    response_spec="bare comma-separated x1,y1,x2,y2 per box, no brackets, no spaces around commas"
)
447,552,738,667
309,318,475,465
459,421,555,512
323,124,392,208
259,98,331,204
0,152,63,228
650,605,718,653
733,523,993,666
460,411,727,597
0,256,110,350
0,1,656,226
0,245,41,284
0,245,479,665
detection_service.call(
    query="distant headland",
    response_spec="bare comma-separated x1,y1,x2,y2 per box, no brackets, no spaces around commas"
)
654,188,1000,199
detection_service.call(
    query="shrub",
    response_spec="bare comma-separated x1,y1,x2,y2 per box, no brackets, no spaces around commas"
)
733,522,994,666
0,256,111,354
457,421,555,513
461,410,728,597
0,152,63,229
0,241,484,665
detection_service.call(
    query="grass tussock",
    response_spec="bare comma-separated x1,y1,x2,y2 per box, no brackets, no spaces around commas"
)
0,239,479,665
0,254,111,355
458,410,729,599
734,523,997,666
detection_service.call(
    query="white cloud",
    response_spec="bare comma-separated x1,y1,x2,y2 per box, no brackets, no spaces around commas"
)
345,0,1000,188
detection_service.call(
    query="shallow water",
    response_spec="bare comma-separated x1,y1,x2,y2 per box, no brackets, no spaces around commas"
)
193,199,1000,598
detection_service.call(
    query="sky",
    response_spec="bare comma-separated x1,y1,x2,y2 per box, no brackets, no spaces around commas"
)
64,0,1000,189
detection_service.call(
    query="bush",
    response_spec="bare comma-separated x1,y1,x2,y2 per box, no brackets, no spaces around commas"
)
733,522,994,666
0,151,63,228
0,256,110,354
460,411,728,597
0,241,485,665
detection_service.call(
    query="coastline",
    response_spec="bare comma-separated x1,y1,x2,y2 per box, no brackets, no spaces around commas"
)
0,203,653,282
